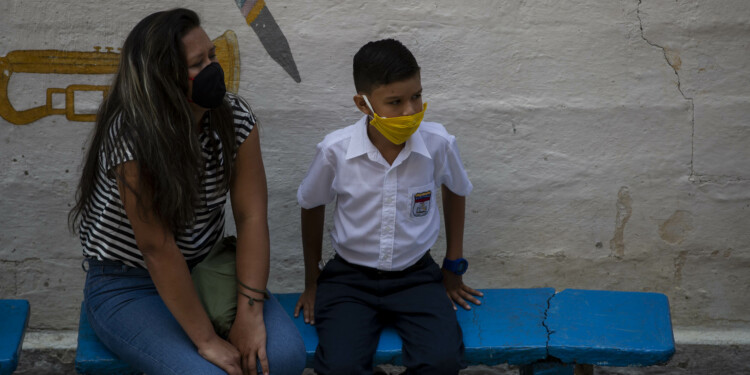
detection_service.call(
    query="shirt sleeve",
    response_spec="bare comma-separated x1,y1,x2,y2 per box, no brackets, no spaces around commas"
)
297,142,336,209
230,95,256,158
102,117,136,174
438,136,473,196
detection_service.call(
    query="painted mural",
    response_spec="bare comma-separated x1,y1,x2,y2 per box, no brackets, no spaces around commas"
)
236,0,300,83
0,47,118,125
0,31,239,125
1,1,299,125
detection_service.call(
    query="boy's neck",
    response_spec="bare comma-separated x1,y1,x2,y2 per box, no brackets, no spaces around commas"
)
366,122,405,165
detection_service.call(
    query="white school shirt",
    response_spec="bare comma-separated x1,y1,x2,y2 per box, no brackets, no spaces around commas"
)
297,115,472,271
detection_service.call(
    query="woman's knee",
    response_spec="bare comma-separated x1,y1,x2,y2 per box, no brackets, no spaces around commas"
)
265,343,307,375
263,297,307,374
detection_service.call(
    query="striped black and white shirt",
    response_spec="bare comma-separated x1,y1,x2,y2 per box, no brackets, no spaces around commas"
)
78,93,256,268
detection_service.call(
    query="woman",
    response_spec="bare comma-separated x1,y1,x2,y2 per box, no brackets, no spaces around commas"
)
69,8,305,375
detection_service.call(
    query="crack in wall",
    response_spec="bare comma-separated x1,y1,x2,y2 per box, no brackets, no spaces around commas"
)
692,175,750,184
636,0,697,181
541,292,555,357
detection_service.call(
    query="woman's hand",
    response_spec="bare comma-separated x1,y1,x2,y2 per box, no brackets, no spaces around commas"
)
228,304,269,375
442,269,483,310
197,334,242,375
116,161,243,374
294,284,317,325
229,115,271,375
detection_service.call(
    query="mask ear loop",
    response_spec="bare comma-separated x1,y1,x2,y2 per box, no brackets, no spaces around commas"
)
362,95,385,119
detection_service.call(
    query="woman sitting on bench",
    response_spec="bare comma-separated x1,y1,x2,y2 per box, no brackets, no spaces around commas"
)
68,8,305,375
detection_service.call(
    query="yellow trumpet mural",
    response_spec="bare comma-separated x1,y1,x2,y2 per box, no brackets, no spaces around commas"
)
0,31,240,125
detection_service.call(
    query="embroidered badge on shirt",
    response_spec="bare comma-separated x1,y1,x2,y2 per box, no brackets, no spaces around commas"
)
412,190,431,217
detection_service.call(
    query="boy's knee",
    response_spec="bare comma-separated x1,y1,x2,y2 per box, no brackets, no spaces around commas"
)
405,341,463,375
316,358,372,375
315,345,375,375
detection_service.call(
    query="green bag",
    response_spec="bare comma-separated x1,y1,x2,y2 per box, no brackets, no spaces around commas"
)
192,236,239,338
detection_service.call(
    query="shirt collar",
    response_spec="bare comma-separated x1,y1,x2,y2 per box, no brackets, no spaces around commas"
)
345,116,371,160
346,115,431,160
407,124,431,159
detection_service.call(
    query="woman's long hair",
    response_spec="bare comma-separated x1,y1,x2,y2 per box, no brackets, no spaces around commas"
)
69,8,236,234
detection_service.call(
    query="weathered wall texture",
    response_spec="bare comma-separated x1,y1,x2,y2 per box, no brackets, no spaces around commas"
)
1,0,748,340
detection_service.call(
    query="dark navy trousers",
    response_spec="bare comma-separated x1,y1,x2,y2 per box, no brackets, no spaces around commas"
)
313,252,465,375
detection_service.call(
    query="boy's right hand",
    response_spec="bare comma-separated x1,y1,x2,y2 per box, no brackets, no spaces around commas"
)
294,285,317,325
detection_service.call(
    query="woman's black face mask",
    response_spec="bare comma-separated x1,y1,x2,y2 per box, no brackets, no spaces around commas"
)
190,62,226,109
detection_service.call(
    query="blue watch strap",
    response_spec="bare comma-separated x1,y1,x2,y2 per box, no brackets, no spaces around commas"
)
442,257,468,275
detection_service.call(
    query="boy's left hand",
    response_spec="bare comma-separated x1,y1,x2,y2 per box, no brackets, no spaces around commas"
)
442,269,483,310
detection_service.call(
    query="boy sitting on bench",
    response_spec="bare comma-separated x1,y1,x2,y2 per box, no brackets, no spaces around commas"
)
294,38,483,375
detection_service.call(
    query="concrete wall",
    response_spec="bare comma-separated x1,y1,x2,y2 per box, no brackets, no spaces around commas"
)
1,0,748,343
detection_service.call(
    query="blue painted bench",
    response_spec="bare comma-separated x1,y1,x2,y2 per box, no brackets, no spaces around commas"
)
75,304,140,375
0,300,30,375
522,289,675,374
75,289,675,374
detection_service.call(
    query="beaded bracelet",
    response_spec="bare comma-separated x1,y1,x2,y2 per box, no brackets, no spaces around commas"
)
237,280,269,306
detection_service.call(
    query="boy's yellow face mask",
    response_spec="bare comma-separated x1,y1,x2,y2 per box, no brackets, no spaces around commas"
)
363,95,427,145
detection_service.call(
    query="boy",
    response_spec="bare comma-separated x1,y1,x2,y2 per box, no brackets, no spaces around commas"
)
294,39,482,375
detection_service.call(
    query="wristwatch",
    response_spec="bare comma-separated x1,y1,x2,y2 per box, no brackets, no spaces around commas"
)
442,257,469,275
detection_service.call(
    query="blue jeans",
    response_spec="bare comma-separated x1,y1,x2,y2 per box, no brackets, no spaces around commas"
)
83,259,306,375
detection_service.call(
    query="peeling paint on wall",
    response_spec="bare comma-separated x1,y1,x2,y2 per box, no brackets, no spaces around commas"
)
610,186,632,258
659,210,693,244
665,48,682,71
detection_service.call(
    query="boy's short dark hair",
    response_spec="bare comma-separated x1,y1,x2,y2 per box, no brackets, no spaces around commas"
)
353,39,421,94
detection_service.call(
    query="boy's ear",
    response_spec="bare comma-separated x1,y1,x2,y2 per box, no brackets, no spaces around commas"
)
353,94,372,116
